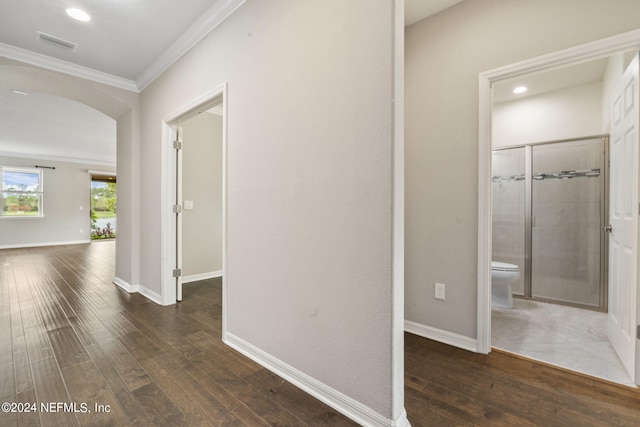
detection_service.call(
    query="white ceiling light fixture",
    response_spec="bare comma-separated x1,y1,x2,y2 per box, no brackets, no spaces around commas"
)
513,86,528,94
66,8,91,22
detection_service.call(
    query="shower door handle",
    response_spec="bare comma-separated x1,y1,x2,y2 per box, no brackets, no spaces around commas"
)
603,225,613,233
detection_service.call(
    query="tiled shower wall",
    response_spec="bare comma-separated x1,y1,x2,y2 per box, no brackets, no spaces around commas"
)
532,139,602,306
492,148,526,295
492,138,603,307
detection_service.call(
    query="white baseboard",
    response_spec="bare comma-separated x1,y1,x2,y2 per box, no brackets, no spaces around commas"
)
0,239,91,250
113,276,164,305
405,320,478,353
224,332,403,427
182,270,223,284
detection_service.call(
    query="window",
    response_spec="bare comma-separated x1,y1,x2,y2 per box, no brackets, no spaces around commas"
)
1,167,43,217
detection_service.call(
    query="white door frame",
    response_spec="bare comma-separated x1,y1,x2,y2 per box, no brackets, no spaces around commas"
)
477,30,640,356
160,83,228,336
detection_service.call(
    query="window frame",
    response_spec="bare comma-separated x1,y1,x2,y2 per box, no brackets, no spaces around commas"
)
1,166,44,218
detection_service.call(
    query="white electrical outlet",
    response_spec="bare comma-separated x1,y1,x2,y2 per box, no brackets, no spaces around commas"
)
435,283,446,300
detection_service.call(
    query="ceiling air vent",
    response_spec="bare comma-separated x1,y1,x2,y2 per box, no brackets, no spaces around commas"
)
36,31,78,52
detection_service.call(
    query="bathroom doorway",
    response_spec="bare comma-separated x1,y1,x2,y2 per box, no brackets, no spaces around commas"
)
161,83,228,310
479,34,640,386
490,137,633,385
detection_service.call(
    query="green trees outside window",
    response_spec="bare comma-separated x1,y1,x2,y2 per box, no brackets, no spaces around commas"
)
91,180,116,239
1,168,43,217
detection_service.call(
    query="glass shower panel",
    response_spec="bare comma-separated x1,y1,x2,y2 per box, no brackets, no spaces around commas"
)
531,139,602,306
492,147,526,296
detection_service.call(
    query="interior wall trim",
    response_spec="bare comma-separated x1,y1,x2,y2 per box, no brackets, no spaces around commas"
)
0,0,246,92
0,150,116,168
182,270,223,284
135,0,247,91
224,332,409,427
113,276,164,306
404,320,478,353
0,41,138,92
160,82,228,310
0,239,90,250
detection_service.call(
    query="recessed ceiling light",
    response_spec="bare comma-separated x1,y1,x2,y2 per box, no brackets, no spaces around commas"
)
66,8,91,22
513,86,528,94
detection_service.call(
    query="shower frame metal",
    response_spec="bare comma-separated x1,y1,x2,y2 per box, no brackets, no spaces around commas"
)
493,135,609,312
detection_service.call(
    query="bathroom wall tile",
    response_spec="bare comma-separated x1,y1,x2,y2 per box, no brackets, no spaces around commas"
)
533,145,564,174
561,278,588,305
533,202,562,226
502,181,525,205
586,228,601,256
563,144,589,171
561,253,593,284
532,225,562,256
532,254,562,277
561,226,583,255
586,177,601,202
562,178,588,203
586,202,601,228
492,152,502,175
535,179,562,203
533,276,562,300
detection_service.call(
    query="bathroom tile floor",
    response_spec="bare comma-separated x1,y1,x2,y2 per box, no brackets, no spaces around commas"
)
492,298,635,387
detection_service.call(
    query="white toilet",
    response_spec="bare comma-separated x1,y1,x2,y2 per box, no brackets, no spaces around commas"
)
491,261,520,308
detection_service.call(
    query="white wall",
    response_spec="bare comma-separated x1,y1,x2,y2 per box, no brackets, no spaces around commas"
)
492,81,604,147
0,58,141,289
139,0,403,423
405,0,640,341
182,111,223,279
0,155,115,248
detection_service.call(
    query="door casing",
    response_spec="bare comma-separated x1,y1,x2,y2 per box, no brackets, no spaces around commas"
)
478,30,640,386
160,83,228,340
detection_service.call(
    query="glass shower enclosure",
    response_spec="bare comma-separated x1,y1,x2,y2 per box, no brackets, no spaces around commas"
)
492,136,608,310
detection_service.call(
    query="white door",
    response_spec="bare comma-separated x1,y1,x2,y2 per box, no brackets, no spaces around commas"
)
608,53,639,383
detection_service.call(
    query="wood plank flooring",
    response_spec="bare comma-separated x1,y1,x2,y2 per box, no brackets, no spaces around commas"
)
1,241,639,426
0,242,355,426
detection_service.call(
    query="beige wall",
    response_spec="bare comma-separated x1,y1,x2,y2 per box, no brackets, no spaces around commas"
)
0,155,115,247
405,0,640,339
181,112,223,279
139,0,402,422
492,81,604,148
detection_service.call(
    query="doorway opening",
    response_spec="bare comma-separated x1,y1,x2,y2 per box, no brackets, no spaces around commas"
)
175,102,224,302
478,31,640,386
161,83,227,325
90,173,117,240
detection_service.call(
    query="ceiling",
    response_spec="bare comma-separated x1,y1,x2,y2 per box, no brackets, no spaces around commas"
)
492,57,610,104
0,0,241,90
0,0,460,167
0,0,613,167
0,0,241,166
405,0,464,26
0,87,116,165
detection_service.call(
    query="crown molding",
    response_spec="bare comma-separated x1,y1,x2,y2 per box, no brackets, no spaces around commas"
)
0,42,139,92
135,0,247,91
0,0,246,93
0,150,116,168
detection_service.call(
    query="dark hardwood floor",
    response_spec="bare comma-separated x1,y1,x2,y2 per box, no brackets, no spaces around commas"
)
1,241,639,426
